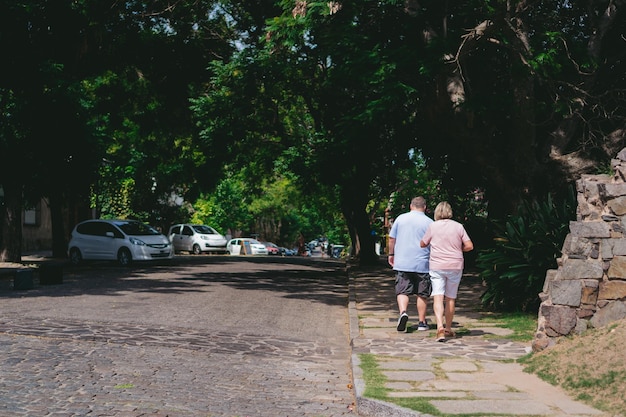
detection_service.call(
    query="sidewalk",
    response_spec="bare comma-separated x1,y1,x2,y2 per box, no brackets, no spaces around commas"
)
347,263,609,417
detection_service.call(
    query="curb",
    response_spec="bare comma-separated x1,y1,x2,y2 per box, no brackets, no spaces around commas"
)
348,271,424,417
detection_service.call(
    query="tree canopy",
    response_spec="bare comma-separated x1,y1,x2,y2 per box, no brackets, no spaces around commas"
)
1,0,625,263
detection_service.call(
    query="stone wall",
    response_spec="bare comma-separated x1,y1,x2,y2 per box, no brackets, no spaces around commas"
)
533,148,626,351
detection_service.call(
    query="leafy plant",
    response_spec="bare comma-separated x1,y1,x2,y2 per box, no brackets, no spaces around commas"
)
477,187,576,312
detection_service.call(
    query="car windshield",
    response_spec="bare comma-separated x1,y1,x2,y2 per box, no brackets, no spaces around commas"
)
193,225,218,234
116,221,160,236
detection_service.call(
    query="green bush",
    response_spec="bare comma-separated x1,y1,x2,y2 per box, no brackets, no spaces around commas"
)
477,188,576,313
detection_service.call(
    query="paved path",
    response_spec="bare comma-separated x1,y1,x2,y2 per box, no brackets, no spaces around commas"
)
348,264,610,417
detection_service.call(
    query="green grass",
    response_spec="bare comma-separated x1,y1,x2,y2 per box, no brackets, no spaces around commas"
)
358,353,389,399
475,311,537,342
358,354,464,416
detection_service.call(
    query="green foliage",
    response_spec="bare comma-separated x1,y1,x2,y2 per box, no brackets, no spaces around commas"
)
189,170,348,247
387,151,447,220
477,187,576,313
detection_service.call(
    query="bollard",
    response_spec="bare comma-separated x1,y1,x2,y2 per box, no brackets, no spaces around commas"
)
13,269,35,290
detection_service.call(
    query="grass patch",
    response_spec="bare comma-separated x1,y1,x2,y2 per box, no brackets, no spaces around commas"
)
113,383,134,389
358,353,389,399
357,354,450,416
476,311,537,342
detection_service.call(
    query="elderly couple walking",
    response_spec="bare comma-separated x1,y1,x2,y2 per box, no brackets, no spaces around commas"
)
387,196,474,342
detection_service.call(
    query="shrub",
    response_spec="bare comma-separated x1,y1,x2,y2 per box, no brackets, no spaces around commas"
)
477,188,576,313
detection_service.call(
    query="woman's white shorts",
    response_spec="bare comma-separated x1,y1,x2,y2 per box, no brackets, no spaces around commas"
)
429,269,463,298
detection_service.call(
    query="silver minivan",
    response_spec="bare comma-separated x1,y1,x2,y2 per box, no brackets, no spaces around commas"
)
168,224,228,254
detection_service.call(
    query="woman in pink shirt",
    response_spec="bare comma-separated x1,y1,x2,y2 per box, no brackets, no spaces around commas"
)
420,202,474,342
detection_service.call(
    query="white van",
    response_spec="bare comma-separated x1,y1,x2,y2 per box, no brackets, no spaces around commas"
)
168,224,228,254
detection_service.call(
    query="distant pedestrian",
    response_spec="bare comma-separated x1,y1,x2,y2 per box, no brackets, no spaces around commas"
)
388,196,433,332
420,201,473,342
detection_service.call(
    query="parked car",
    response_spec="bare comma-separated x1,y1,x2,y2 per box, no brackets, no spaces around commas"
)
226,238,269,255
331,244,346,259
262,242,281,255
168,224,227,254
279,247,296,256
68,219,173,266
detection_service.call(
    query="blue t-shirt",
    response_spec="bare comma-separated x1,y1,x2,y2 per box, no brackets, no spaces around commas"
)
389,210,433,273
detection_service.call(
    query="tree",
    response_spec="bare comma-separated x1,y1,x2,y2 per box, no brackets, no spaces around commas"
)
1,0,235,260
414,0,626,217
1,0,103,261
193,1,432,264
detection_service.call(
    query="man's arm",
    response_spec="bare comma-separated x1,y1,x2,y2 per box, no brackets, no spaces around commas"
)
387,237,396,266
388,237,396,254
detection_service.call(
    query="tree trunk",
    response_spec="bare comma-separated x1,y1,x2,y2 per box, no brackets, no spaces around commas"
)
340,186,379,265
49,193,68,258
0,180,23,263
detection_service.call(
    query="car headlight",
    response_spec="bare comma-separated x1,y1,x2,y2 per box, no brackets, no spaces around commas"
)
201,235,209,240
129,237,147,246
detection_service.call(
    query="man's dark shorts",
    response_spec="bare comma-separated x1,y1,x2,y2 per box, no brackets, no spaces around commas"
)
395,271,432,298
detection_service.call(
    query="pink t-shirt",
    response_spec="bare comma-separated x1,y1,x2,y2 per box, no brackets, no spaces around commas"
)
421,219,471,270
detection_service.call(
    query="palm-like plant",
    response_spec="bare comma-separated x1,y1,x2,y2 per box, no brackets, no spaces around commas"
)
477,188,576,312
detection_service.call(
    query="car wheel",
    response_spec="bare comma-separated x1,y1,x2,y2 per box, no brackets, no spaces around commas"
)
117,248,132,266
69,247,82,266
192,244,202,255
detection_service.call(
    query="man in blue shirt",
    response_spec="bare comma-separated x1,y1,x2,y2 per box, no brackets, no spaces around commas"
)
388,196,433,332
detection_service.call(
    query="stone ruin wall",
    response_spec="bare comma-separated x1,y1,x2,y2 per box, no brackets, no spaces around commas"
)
533,148,626,351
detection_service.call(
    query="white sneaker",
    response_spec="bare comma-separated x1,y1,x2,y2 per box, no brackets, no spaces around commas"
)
397,312,409,332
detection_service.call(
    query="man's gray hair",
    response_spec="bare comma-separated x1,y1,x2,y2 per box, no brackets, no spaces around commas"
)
410,196,426,209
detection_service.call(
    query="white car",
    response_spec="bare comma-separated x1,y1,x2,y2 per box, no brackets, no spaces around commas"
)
68,219,173,266
226,238,268,255
168,224,227,254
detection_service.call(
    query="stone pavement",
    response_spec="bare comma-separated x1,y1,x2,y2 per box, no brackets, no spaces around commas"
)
347,264,610,417
0,253,357,417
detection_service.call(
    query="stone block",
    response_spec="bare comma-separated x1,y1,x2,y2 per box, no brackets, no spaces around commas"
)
612,239,626,256
541,304,577,336
581,280,599,305
589,301,626,328
560,258,604,280
550,280,582,307
542,269,557,294
608,196,626,215
566,236,598,258
601,183,626,198
598,280,626,300
574,319,588,334
569,221,611,238
608,256,626,278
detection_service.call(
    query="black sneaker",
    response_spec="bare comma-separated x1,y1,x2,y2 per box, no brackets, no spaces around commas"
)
397,312,409,332
417,320,429,331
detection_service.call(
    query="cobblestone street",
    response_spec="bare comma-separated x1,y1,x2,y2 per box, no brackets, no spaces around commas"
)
0,256,357,417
